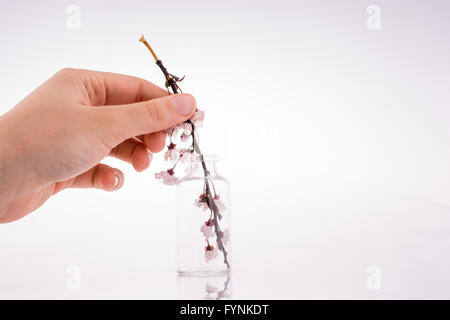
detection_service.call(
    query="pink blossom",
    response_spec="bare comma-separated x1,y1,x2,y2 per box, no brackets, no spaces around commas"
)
205,245,218,263
190,110,205,129
179,123,193,141
164,143,180,161
166,122,192,139
214,194,226,212
164,112,202,141
200,220,215,239
180,122,192,135
194,193,209,211
180,133,191,142
221,229,230,246
179,151,192,164
155,169,179,185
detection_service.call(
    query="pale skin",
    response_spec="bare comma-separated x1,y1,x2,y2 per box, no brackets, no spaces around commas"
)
0,68,197,223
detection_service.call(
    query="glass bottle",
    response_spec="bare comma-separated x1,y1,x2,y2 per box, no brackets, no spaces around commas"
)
177,154,231,276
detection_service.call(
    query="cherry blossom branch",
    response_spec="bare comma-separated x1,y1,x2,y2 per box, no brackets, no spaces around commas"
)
140,35,230,270
203,174,229,269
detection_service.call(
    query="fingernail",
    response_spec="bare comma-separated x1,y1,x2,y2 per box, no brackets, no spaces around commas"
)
171,94,196,116
113,175,120,188
148,149,153,162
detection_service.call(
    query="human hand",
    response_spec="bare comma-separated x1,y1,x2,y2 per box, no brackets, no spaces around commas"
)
0,68,196,223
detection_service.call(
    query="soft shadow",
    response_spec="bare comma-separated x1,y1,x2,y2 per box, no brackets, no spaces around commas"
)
177,274,232,300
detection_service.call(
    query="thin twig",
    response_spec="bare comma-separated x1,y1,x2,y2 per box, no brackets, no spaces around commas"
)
140,35,230,270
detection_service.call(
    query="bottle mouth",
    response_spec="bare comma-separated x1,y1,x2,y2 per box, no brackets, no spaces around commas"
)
190,154,219,163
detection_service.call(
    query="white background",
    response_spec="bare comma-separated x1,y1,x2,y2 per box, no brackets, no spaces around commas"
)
1,0,450,299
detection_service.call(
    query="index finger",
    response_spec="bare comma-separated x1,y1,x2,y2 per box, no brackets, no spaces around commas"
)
76,69,169,106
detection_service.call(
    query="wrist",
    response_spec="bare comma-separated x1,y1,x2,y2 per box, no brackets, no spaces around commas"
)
0,125,21,217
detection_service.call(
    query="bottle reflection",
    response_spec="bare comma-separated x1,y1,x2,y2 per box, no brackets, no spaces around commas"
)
177,274,232,300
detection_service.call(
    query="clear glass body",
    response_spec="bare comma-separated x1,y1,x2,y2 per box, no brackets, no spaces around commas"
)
177,155,231,276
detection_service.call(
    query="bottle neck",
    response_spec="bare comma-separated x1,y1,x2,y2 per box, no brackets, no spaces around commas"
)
190,155,219,177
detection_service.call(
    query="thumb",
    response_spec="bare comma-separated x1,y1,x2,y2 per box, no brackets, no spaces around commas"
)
103,93,196,139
